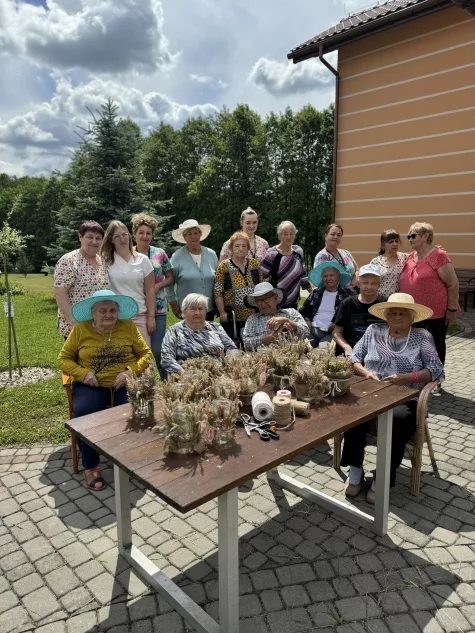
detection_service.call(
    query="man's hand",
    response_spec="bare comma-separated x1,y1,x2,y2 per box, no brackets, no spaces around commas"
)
114,369,133,390
267,317,296,333
83,371,99,387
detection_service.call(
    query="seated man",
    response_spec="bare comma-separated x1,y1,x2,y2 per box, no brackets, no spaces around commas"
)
332,264,386,356
242,282,310,351
299,262,353,347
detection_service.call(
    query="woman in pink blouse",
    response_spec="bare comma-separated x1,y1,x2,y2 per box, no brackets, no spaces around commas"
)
399,222,459,364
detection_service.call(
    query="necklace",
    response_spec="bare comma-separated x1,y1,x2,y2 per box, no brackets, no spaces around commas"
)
92,323,115,343
385,327,411,355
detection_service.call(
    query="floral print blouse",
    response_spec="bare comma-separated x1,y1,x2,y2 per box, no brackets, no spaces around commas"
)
370,253,408,298
54,249,109,338
313,248,356,287
148,246,173,315
214,257,263,321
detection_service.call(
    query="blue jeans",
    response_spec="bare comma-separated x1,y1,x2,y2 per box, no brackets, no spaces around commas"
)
151,313,167,381
72,382,128,469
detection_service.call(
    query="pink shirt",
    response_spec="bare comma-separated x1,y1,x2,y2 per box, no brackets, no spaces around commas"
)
399,249,451,319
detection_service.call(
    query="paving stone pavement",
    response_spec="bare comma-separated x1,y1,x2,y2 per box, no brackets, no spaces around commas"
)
0,311,474,633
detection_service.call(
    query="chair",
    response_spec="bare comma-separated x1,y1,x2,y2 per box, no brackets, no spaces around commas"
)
332,381,439,496
62,372,79,474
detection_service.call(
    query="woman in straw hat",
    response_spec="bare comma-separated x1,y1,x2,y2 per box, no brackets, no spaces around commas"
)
165,219,218,322
58,290,153,491
342,293,444,505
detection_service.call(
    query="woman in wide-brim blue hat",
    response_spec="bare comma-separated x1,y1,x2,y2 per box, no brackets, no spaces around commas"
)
300,262,354,348
58,290,153,492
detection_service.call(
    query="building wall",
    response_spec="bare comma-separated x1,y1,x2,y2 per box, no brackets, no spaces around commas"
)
335,5,475,268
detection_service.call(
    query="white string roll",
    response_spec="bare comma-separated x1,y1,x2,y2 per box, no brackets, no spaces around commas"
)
251,391,274,422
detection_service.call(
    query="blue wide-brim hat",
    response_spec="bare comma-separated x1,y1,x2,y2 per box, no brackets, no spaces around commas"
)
309,261,352,289
71,290,139,322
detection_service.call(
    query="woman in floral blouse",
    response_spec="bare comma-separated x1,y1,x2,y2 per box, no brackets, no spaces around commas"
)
370,229,408,298
54,220,109,339
214,232,262,345
313,224,358,288
132,213,173,381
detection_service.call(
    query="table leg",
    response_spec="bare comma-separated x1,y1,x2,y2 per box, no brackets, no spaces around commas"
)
218,488,239,633
374,409,393,537
114,464,132,550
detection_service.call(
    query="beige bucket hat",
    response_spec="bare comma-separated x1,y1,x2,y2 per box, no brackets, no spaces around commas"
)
368,293,433,323
172,219,211,244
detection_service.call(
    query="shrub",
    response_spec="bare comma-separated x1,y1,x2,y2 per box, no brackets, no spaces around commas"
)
0,280,26,296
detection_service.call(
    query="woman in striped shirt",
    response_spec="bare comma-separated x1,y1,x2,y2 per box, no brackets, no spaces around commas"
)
260,221,311,310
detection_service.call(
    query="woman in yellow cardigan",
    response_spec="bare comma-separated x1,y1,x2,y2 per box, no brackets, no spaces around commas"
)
58,289,152,491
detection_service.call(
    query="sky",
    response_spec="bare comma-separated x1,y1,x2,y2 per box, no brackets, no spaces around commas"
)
0,0,372,176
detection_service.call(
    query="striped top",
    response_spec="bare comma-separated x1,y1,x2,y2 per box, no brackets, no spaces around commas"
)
261,246,310,307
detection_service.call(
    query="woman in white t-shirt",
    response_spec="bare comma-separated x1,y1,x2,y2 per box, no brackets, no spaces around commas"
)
100,220,156,346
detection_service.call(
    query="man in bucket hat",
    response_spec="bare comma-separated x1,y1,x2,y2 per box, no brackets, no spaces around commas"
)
242,282,310,351
332,264,386,356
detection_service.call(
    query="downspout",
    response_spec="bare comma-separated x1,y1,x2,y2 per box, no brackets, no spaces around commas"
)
318,44,339,222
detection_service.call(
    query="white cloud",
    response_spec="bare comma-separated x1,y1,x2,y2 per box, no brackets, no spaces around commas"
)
0,0,177,74
248,57,333,97
190,74,213,84
0,75,219,173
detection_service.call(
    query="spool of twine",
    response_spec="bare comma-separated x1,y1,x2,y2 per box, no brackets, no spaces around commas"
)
272,396,295,430
290,399,310,417
276,389,292,399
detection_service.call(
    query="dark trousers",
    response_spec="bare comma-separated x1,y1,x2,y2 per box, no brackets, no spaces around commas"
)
414,317,447,365
341,401,417,487
72,382,128,469
221,319,246,346
310,326,333,348
206,310,216,322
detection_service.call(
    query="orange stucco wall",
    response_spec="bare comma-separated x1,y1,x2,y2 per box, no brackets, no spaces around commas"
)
335,5,475,268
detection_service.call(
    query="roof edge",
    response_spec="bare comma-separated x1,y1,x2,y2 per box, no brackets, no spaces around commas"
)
288,0,453,63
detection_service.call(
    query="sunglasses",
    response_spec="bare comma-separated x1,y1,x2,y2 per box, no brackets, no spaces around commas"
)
407,233,418,240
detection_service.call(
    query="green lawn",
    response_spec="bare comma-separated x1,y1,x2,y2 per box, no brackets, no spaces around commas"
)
0,274,466,446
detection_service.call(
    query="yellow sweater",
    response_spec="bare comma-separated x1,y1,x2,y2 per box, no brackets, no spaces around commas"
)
58,321,153,387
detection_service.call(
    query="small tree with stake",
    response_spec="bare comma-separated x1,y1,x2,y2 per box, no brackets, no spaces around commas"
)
0,220,31,377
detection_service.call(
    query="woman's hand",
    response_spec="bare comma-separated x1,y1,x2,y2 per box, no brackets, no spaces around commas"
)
114,368,133,390
170,302,182,319
383,374,409,386
84,371,99,387
445,310,457,325
219,312,229,323
146,316,156,335
365,370,380,381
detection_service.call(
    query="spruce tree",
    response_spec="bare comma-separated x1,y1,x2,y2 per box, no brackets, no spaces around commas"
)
48,99,171,260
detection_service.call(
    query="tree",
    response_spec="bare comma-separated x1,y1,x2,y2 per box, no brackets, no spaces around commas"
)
0,220,32,377
48,100,171,260
16,250,34,277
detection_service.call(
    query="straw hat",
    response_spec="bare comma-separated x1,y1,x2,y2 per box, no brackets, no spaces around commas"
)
172,219,211,244
244,282,286,309
368,293,433,323
71,290,139,322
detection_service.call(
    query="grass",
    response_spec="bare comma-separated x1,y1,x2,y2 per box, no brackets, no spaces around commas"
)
0,274,467,447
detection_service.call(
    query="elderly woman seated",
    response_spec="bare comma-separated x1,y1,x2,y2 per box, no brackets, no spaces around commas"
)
161,293,238,375
343,293,444,504
242,282,310,351
58,290,152,491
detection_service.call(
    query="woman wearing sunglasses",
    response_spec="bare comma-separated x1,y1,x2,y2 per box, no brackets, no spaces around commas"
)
399,222,459,365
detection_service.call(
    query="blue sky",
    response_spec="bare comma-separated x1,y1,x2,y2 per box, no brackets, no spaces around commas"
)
0,0,370,176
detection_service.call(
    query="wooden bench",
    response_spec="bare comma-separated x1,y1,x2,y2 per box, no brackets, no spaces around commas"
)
455,268,475,312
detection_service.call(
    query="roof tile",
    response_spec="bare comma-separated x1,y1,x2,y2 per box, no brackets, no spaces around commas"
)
290,0,429,55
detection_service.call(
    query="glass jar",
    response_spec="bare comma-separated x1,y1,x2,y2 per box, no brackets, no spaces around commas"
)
132,398,148,420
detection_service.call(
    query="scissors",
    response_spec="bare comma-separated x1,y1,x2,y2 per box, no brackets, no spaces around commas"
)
238,414,280,441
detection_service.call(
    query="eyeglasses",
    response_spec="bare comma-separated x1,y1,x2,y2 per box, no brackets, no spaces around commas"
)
407,233,418,240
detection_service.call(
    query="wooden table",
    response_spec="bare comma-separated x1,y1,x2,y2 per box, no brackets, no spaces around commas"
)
67,377,416,633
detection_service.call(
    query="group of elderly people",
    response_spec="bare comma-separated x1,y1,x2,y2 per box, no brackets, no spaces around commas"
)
55,210,455,498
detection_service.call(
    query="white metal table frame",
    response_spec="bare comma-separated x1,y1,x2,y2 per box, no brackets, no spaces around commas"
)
113,408,393,633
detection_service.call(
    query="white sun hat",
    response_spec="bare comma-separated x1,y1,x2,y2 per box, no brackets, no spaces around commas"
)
172,219,211,244
368,293,433,323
